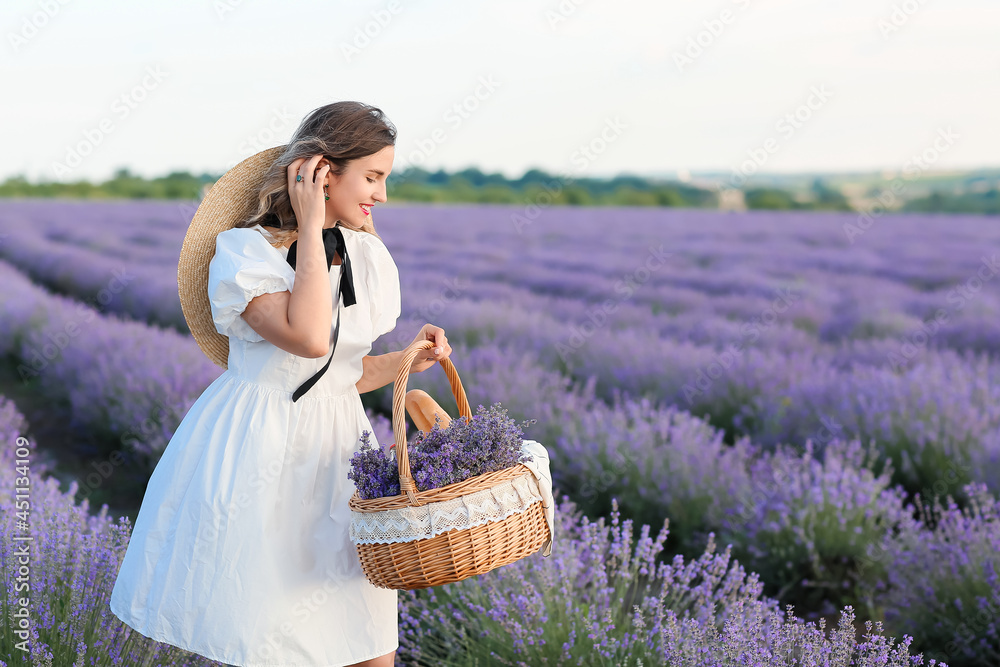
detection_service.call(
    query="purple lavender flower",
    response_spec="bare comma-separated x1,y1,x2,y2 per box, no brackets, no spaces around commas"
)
348,403,534,500
347,429,400,500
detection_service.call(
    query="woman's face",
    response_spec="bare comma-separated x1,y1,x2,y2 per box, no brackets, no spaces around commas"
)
322,145,394,230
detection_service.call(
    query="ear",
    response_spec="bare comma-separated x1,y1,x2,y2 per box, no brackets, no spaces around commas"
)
322,165,338,187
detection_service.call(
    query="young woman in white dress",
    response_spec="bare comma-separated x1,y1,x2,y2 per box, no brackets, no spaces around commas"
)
109,102,452,667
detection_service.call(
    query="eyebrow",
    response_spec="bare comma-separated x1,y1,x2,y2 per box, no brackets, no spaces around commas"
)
366,168,386,176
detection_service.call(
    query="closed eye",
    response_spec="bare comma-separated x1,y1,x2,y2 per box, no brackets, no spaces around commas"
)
366,177,376,183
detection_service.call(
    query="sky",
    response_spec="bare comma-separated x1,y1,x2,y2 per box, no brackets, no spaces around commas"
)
3,0,999,184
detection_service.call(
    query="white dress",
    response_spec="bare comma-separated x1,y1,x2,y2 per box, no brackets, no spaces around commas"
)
109,223,402,666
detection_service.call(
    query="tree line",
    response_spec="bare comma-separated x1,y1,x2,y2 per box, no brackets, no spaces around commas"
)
0,167,996,214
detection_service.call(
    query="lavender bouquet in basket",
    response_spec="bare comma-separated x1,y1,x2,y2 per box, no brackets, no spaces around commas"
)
348,403,536,501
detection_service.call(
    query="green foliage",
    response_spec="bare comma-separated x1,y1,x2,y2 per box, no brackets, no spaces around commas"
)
0,168,215,200
384,167,719,207
746,188,799,210
904,188,1000,215
745,180,852,212
4,166,994,214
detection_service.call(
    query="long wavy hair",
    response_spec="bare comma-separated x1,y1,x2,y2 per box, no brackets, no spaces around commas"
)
236,101,397,246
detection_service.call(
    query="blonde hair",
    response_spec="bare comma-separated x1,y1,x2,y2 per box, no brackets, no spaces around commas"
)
236,101,396,246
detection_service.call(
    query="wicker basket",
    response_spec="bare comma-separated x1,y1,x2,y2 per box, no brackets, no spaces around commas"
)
348,339,550,590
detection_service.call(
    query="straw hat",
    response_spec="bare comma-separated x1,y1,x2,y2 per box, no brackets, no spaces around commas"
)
178,144,287,369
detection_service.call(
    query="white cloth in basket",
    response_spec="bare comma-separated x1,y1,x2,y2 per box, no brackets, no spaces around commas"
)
520,439,555,556
350,439,556,557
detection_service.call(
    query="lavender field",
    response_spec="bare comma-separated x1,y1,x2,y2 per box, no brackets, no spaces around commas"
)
3,198,999,664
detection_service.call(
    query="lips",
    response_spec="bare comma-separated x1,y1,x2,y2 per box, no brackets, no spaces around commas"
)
359,204,371,216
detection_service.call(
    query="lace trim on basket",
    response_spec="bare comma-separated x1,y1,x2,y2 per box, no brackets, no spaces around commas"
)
349,473,544,545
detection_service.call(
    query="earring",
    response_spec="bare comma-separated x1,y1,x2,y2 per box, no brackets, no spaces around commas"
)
324,185,329,201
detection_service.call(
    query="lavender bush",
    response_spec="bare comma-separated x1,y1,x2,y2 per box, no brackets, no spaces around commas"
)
0,396,55,478
0,395,216,666
552,394,754,558
348,403,535,500
757,350,1000,500
823,352,1000,501
721,438,914,616
397,496,946,666
869,482,1000,666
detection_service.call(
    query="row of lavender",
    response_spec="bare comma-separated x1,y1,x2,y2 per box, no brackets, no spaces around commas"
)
0,200,194,331
0,395,953,665
0,259,221,468
5,202,1000,357
0,253,995,662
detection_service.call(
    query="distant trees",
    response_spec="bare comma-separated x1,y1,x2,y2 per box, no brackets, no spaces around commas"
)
904,189,1000,215
745,179,852,211
383,165,717,207
1,168,995,214
0,168,216,200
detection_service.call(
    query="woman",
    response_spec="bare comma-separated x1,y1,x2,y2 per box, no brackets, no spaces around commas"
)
109,101,452,666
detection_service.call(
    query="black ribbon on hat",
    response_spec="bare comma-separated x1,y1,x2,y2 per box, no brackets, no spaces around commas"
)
285,226,357,401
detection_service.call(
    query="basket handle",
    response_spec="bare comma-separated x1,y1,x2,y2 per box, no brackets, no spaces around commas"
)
391,338,472,506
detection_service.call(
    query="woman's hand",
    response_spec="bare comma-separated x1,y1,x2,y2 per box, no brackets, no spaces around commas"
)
408,324,452,373
286,154,330,232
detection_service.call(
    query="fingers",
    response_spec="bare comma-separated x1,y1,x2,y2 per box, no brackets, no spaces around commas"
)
286,155,326,188
306,154,324,183
286,157,304,191
412,329,451,371
286,155,332,228
425,325,451,361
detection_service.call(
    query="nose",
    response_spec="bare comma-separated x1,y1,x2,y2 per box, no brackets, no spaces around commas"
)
373,183,387,203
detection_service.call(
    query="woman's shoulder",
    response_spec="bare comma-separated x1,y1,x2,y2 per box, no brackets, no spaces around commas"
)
218,223,267,238
216,224,284,250
354,228,392,258
211,226,291,272
255,224,295,248
217,224,261,241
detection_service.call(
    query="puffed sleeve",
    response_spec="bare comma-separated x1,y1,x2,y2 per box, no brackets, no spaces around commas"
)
361,233,401,341
207,227,296,343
